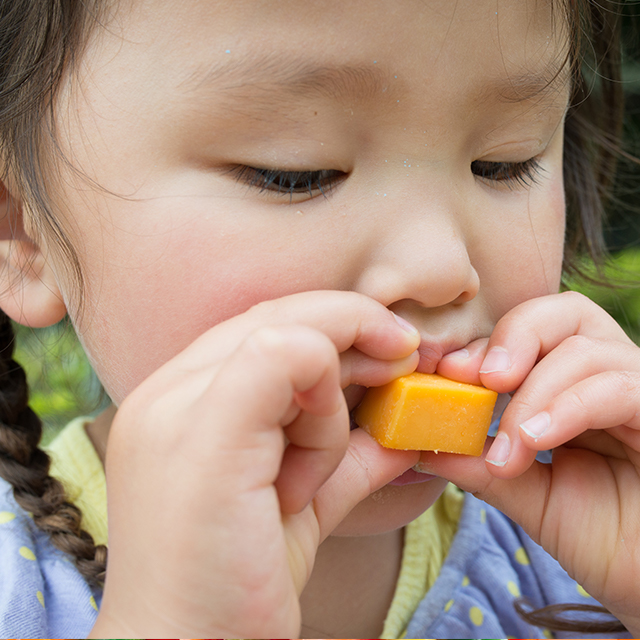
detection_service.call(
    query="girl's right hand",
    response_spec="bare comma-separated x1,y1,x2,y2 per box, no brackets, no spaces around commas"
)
88,291,421,639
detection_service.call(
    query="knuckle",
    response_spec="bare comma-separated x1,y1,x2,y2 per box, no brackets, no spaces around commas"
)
245,325,337,368
508,392,539,421
561,333,594,353
344,444,376,495
559,289,589,306
566,388,592,417
244,325,289,357
614,370,640,396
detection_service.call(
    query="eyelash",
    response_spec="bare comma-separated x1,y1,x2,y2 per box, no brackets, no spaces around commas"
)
471,157,543,188
229,165,345,199
230,157,543,199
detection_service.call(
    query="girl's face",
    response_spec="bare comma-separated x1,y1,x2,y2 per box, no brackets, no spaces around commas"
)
47,0,569,533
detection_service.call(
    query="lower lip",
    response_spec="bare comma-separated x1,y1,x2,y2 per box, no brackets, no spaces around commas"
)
389,468,437,486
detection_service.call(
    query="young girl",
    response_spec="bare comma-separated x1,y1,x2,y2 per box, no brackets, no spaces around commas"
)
0,0,638,637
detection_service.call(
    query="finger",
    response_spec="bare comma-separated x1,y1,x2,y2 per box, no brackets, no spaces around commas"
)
339,345,419,389
416,441,619,553
192,325,348,509
171,290,421,371
312,429,419,541
419,439,640,614
503,335,640,423
484,337,640,476
277,366,351,513
518,370,640,453
277,344,420,428
478,291,631,395
436,337,489,385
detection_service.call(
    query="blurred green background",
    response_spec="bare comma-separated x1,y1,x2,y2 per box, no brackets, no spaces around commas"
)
12,3,640,446
13,322,107,446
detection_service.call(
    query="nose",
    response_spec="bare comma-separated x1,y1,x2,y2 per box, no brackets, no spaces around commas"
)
354,198,480,310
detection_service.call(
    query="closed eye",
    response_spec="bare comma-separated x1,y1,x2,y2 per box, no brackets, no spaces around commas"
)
229,165,346,200
471,158,544,188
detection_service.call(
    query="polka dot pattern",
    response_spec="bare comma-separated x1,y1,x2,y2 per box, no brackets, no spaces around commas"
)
469,605,484,626
404,493,610,638
0,474,101,636
515,546,530,565
19,546,36,561
0,511,15,524
577,584,591,598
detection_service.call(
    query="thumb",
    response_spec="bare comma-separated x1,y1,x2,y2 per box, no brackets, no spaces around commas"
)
416,439,551,545
312,429,419,541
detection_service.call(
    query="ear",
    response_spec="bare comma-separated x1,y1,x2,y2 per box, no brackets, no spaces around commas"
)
0,182,67,328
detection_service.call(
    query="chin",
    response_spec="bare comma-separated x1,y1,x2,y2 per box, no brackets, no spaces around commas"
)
331,476,449,536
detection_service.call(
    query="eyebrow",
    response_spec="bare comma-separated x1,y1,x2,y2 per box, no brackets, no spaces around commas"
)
486,64,572,105
182,53,392,104
181,52,570,110
487,72,570,103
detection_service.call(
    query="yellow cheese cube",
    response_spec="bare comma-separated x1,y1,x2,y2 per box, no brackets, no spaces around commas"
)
354,372,498,455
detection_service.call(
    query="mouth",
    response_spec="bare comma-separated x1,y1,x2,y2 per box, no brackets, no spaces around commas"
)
345,336,477,485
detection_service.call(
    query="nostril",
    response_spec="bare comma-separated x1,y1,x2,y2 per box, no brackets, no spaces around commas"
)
453,265,480,304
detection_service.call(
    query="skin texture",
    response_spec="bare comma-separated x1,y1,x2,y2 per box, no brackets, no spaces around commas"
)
45,0,567,542
2,0,639,637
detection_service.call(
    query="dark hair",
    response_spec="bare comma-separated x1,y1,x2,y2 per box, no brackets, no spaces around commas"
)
0,0,107,586
0,0,631,633
562,0,625,279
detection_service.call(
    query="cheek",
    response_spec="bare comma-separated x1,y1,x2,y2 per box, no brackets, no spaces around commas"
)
532,175,566,291
70,219,339,403
479,177,566,321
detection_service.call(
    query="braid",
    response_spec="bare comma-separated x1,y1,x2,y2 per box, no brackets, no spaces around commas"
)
0,311,106,586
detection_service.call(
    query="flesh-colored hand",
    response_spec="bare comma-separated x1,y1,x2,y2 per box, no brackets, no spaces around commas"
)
90,291,420,639
422,291,640,635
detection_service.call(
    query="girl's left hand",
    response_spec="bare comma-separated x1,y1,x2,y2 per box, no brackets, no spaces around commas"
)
419,291,640,636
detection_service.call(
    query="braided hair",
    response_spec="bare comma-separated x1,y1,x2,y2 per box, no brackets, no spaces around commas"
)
0,311,107,585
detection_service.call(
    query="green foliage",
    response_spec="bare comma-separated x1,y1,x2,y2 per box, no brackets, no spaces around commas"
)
565,250,640,345
12,321,107,446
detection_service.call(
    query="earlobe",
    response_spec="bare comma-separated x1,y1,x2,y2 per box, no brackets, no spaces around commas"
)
0,183,67,328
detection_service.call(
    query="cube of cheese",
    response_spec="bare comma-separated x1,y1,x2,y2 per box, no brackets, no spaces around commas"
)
354,372,498,455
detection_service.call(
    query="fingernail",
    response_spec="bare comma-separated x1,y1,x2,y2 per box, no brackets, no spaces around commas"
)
479,347,511,374
392,312,419,336
486,432,510,467
413,461,434,474
442,348,469,359
519,412,550,440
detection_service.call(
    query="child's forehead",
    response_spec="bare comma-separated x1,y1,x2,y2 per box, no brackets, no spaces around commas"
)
65,0,571,152
87,0,569,116
100,0,568,81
